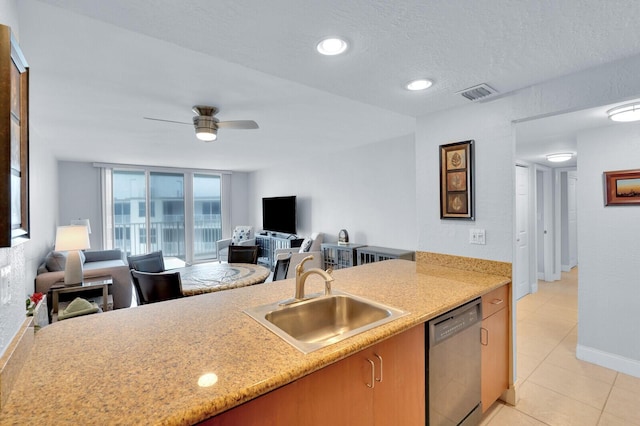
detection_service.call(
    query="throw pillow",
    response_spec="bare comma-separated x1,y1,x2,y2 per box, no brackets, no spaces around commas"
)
45,250,87,272
298,237,313,253
45,251,67,272
232,227,252,244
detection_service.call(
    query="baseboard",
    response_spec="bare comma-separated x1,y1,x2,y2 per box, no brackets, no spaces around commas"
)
500,381,518,406
561,264,571,272
537,272,545,280
0,317,34,410
577,344,640,378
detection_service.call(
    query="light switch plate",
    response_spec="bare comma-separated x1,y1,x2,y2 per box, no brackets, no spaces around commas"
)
469,229,486,245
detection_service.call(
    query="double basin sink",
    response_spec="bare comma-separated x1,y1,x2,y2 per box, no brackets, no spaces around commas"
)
244,290,407,354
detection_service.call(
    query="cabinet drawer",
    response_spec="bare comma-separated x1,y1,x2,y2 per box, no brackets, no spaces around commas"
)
482,285,508,319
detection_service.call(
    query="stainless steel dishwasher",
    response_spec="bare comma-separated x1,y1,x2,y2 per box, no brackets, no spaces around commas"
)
427,298,482,426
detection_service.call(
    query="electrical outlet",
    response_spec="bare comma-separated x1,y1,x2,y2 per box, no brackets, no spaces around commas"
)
0,265,10,305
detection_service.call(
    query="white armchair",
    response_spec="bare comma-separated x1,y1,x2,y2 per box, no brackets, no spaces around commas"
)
216,226,256,263
273,232,324,280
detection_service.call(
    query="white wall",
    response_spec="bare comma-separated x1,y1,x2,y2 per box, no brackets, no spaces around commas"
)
415,53,640,380
0,1,59,357
58,162,103,249
576,123,640,376
416,99,515,261
249,135,417,249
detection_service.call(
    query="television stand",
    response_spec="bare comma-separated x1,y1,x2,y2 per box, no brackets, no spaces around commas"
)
256,234,304,270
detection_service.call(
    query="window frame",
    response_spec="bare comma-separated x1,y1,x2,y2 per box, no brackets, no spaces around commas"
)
100,164,228,264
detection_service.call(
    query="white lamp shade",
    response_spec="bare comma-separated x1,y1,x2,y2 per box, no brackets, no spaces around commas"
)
70,219,91,234
55,225,91,251
55,225,90,285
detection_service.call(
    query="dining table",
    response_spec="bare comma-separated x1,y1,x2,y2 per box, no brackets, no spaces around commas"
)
170,262,271,296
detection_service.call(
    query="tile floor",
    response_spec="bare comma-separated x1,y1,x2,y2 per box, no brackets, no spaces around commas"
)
481,268,640,426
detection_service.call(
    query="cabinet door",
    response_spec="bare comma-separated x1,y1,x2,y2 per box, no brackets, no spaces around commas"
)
203,325,426,425
203,380,300,425
373,324,425,426
481,307,509,411
297,348,374,425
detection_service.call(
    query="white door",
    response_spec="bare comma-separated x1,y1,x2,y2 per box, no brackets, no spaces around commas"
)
515,165,530,300
567,171,578,268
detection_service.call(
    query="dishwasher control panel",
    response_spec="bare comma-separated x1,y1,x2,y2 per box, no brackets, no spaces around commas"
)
429,298,481,346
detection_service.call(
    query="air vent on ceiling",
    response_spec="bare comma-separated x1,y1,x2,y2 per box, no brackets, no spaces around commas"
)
457,83,498,101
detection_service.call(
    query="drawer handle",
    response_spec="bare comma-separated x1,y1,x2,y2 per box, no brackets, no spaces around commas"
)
490,298,504,305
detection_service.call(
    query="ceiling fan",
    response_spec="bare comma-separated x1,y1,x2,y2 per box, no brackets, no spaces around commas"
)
143,105,259,142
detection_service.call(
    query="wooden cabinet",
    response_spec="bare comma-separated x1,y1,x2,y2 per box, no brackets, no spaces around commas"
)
481,284,509,412
356,246,415,265
321,243,365,270
204,324,425,425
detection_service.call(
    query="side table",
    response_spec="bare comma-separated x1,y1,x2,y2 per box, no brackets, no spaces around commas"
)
50,276,113,322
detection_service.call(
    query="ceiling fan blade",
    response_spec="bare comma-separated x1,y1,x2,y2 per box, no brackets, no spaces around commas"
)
217,120,259,129
143,117,191,125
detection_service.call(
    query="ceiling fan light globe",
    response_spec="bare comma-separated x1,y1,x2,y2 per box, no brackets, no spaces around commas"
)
196,130,217,141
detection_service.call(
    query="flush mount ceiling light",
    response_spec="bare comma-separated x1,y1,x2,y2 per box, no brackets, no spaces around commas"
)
316,37,348,55
607,103,640,122
546,153,573,163
405,79,433,91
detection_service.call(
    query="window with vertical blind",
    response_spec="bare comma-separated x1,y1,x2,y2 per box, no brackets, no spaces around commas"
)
100,165,226,264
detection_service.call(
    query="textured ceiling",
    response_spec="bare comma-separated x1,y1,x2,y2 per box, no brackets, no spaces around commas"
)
16,0,640,170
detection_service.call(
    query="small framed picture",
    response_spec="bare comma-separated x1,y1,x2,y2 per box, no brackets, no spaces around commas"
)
604,169,640,206
440,140,474,220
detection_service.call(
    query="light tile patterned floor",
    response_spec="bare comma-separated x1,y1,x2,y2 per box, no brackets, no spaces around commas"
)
481,268,640,426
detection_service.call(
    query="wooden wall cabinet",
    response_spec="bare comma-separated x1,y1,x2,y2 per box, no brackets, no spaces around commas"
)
204,324,425,425
0,24,30,246
481,284,509,412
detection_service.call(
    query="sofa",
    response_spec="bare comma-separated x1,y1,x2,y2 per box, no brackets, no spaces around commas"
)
35,249,132,310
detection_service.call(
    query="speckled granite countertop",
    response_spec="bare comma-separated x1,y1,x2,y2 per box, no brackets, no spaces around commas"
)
0,260,509,425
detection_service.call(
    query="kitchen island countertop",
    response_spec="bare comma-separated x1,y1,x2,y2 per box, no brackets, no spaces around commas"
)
0,259,510,425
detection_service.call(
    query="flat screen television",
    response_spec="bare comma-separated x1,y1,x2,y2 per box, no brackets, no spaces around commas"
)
262,196,297,235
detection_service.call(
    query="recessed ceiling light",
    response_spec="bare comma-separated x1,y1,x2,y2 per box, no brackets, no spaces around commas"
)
405,79,433,91
316,37,348,55
546,153,573,163
607,103,640,122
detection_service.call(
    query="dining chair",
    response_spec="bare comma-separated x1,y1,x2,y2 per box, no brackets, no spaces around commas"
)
130,270,184,305
227,245,259,264
127,251,165,273
272,257,291,281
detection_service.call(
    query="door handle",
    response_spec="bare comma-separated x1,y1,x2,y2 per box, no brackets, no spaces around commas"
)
480,327,489,346
374,354,383,383
366,358,376,388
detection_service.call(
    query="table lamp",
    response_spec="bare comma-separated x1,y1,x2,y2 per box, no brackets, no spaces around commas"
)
55,225,91,285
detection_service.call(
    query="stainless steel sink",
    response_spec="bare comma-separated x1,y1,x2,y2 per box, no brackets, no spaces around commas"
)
244,290,407,353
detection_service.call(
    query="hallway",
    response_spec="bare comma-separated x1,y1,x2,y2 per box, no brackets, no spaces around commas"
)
482,268,640,425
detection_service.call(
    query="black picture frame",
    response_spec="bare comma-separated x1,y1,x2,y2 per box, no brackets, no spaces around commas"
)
1,25,29,246
439,140,474,220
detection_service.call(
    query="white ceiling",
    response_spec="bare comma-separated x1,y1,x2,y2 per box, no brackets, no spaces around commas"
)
16,0,640,171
